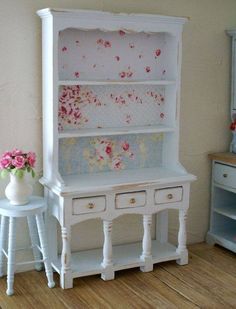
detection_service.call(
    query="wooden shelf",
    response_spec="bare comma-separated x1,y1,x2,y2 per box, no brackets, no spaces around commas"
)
58,80,176,86
214,205,236,220
208,152,236,165
58,125,175,138
56,166,196,194
51,240,179,278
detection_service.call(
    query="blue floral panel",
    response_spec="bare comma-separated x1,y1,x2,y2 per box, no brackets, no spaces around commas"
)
59,133,163,175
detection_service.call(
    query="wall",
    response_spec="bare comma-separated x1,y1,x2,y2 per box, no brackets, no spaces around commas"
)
0,0,235,267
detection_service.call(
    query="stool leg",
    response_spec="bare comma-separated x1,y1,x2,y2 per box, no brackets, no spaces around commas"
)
27,215,43,271
6,217,16,296
0,216,8,277
35,213,55,288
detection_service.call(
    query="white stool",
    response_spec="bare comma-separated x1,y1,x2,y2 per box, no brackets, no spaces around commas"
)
0,196,55,296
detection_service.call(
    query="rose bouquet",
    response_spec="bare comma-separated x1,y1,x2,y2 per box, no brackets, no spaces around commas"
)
0,149,36,179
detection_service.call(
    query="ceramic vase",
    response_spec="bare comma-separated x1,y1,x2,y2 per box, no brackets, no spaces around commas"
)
5,173,32,205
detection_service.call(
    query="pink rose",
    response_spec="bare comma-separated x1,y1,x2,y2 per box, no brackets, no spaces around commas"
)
12,155,26,169
27,152,36,168
0,155,12,169
2,151,12,158
105,146,112,155
122,142,129,151
12,149,23,156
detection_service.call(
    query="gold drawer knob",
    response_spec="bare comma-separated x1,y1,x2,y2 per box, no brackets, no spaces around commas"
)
223,173,228,178
167,193,173,200
129,198,136,204
87,203,95,209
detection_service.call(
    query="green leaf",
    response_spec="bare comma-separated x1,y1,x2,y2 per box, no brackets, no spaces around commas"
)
0,169,9,179
11,168,17,175
31,170,35,178
15,169,24,179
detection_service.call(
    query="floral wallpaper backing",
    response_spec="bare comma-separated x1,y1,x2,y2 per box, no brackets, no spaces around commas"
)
58,29,168,81
59,133,163,175
58,85,166,130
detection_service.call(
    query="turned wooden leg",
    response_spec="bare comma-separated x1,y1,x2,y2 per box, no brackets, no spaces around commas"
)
0,216,8,277
140,215,153,272
101,220,114,281
60,226,73,289
176,209,188,265
27,215,43,271
6,217,16,296
35,214,55,288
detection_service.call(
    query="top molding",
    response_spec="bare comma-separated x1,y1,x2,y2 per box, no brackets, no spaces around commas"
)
37,8,188,26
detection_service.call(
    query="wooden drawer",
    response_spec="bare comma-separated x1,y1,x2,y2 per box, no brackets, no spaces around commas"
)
72,196,106,215
213,163,236,188
155,187,183,204
115,191,146,209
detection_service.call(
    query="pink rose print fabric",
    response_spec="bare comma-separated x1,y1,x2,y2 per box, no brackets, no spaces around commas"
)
58,29,169,81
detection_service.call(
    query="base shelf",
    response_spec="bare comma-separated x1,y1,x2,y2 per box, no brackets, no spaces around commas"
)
207,230,236,253
52,240,179,278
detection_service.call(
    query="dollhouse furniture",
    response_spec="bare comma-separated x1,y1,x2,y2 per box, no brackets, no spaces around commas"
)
0,196,55,296
207,29,236,252
207,153,236,252
37,8,196,289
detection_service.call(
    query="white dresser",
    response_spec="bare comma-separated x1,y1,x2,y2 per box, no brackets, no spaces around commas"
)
207,153,236,252
37,8,196,289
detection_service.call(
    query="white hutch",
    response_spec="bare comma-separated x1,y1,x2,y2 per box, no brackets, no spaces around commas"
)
37,8,196,289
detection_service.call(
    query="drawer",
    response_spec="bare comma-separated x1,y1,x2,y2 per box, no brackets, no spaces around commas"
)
115,191,146,209
72,196,106,215
155,187,183,204
213,163,236,188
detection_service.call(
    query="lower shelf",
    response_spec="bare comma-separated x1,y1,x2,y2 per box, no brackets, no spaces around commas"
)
52,240,179,278
206,230,236,253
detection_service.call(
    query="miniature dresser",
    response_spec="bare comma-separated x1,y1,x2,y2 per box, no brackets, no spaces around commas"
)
37,8,196,289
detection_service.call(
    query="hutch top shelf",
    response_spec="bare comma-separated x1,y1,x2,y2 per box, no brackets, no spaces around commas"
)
37,8,192,192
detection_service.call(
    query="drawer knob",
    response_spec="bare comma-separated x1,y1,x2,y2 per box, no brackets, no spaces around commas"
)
129,198,136,204
167,193,173,200
223,173,228,178
87,203,95,209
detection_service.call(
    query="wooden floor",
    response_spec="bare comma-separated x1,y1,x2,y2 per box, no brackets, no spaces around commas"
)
0,243,236,308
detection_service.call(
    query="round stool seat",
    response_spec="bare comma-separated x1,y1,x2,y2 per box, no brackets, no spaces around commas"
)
0,197,46,217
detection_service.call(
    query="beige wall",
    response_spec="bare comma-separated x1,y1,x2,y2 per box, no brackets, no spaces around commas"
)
0,0,235,262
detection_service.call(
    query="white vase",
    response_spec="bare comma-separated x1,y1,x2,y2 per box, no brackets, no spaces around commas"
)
5,173,32,205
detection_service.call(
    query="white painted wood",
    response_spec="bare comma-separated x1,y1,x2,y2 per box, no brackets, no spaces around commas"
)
155,187,183,204
213,205,236,220
213,163,236,188
35,213,55,288
72,196,106,215
58,80,176,86
6,217,16,296
0,197,55,295
115,191,146,209
176,209,188,265
58,124,175,139
60,226,73,288
37,8,195,288
58,167,195,195
51,240,179,277
140,215,153,272
207,157,236,253
101,220,114,280
27,215,43,271
0,216,8,277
